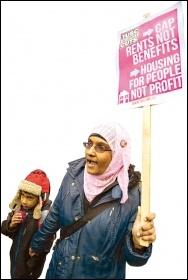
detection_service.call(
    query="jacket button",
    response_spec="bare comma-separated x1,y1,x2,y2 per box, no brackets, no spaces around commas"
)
75,216,80,221
71,256,75,260
72,182,75,186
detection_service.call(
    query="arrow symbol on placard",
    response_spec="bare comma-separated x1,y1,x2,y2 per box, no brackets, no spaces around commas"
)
143,28,153,37
130,68,139,77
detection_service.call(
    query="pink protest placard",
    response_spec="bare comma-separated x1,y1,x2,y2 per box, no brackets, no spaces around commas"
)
116,1,186,109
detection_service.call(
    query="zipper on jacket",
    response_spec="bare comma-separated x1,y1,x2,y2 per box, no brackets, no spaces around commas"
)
11,225,24,278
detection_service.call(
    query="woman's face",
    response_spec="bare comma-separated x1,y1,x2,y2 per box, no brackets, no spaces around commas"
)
85,136,112,175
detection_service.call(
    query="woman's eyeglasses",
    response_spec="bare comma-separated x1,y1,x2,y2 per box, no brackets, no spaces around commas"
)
83,142,112,153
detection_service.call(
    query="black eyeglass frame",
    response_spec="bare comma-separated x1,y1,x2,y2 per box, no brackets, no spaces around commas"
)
83,142,112,153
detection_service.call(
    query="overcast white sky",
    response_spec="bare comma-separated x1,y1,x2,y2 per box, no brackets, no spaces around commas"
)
1,1,187,279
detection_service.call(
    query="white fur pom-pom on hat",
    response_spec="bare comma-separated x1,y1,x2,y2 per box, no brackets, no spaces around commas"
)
9,169,51,219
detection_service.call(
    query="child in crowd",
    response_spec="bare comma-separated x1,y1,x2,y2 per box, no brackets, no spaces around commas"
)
1,169,54,279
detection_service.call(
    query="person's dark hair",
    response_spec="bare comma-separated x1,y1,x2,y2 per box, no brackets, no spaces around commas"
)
128,164,141,189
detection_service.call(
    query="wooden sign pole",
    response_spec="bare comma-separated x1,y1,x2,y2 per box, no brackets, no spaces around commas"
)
140,104,151,247
139,12,151,248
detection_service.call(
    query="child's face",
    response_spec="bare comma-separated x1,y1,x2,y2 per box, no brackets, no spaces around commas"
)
20,191,39,210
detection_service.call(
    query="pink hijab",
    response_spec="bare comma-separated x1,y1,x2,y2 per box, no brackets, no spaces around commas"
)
84,122,131,204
